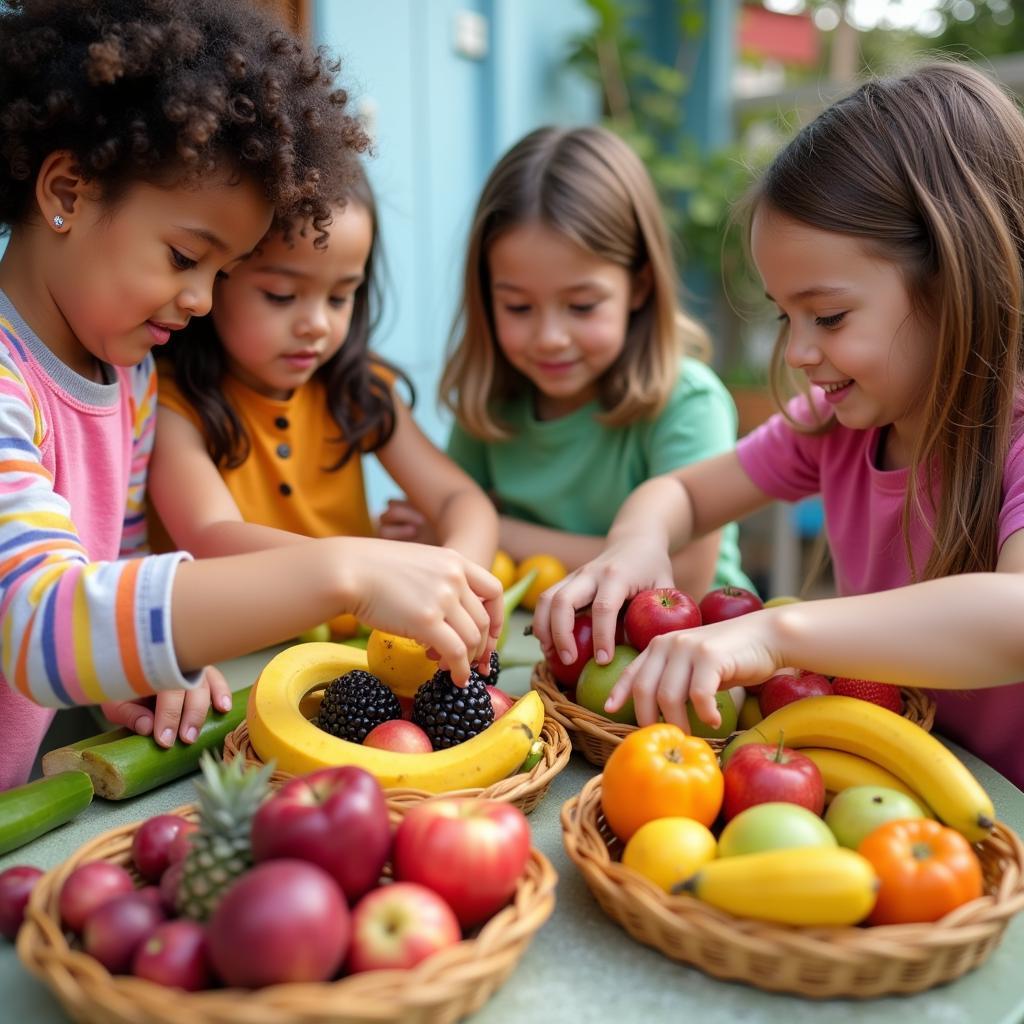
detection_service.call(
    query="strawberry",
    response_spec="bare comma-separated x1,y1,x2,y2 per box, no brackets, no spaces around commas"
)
830,677,903,714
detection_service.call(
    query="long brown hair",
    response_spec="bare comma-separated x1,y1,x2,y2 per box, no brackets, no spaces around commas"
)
161,162,412,470
749,61,1024,580
441,125,708,441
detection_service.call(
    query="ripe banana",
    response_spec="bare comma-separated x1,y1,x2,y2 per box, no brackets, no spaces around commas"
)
680,846,878,926
800,747,927,805
247,643,545,792
722,696,995,842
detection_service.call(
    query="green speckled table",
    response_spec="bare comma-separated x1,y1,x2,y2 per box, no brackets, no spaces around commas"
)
3,613,1024,1023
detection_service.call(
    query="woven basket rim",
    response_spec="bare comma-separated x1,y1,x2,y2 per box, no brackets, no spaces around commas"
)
222,715,571,806
17,799,558,1023
531,659,937,752
559,772,1024,997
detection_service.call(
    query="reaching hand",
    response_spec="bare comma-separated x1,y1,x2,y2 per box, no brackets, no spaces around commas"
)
343,539,503,685
604,612,785,730
532,538,675,667
377,499,437,545
100,666,234,746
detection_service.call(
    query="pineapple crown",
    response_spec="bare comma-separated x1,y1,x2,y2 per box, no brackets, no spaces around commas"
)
193,750,276,828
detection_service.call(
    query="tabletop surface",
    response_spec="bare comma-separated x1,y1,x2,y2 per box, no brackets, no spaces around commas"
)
3,613,1024,1024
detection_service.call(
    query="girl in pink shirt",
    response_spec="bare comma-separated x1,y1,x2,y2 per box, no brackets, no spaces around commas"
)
533,62,1024,787
0,0,500,789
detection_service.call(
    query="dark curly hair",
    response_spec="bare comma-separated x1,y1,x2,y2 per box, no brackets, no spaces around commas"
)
0,0,368,241
160,161,414,471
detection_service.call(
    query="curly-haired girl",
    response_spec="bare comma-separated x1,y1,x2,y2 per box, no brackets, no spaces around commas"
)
0,0,501,790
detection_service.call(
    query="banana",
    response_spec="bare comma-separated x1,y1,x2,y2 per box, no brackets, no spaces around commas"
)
722,696,995,841
680,846,878,926
800,747,926,804
247,643,545,792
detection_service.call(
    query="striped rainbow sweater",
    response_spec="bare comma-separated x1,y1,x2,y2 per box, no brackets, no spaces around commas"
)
0,294,198,790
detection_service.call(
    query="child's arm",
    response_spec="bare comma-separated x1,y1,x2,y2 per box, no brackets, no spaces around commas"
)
604,535,1024,731
376,396,498,568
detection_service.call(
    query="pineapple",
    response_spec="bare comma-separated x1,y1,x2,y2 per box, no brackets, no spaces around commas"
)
176,751,274,921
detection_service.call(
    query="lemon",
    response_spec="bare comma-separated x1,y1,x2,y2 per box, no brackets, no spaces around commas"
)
366,630,439,697
622,817,717,893
514,553,568,611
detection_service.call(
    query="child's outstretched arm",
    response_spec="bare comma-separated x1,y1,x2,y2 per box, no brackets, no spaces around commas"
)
375,396,498,568
600,535,1024,731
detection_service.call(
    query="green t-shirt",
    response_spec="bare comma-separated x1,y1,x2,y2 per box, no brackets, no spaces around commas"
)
448,358,753,592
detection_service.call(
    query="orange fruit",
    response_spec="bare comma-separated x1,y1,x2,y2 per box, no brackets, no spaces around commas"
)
366,629,439,698
514,553,567,611
491,550,517,590
622,817,717,893
326,613,360,639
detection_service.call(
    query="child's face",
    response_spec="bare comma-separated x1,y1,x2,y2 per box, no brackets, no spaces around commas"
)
488,221,645,419
751,206,932,467
211,201,373,400
49,172,272,376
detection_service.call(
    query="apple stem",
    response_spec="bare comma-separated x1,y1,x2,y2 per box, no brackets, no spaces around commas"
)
774,731,786,763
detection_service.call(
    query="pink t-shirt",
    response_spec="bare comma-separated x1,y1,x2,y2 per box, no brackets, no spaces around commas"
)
736,394,1024,789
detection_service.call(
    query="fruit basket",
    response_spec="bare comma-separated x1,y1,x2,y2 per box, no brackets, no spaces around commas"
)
223,715,572,815
17,800,558,1024
531,660,937,768
560,773,1024,998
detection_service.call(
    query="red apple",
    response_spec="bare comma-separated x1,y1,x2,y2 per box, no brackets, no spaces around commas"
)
59,860,136,933
393,798,531,927
546,613,594,689
758,672,832,717
698,585,764,624
158,860,184,914
722,740,825,821
166,820,198,865
206,859,350,987
251,765,390,902
0,865,43,940
347,882,461,973
363,719,433,752
623,588,701,652
132,814,191,882
132,919,212,991
83,890,166,973
486,685,515,719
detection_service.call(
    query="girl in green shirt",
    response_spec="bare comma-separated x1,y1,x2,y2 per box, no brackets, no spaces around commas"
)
380,125,752,599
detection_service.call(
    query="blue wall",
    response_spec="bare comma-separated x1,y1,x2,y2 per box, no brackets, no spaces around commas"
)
314,0,599,511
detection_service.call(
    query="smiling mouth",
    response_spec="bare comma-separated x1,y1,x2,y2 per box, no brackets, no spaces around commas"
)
820,380,853,394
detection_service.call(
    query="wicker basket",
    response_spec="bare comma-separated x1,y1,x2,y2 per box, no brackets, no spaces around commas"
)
18,800,558,1024
532,660,937,768
561,773,1024,998
222,716,571,815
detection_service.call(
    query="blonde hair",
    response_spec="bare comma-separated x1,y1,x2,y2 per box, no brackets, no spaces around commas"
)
748,61,1024,580
441,125,709,441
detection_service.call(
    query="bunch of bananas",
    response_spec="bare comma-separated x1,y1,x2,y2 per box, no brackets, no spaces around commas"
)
246,643,545,793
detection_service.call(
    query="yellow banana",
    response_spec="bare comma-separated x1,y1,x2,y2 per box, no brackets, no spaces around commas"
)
722,696,994,841
680,846,878,926
247,643,545,792
800,747,926,804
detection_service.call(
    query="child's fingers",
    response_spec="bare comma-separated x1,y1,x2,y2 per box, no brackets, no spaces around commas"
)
689,666,723,730
535,575,594,662
605,646,651,715
655,659,694,731
204,665,234,714
100,699,154,736
175,684,218,744
151,691,186,747
425,621,472,686
463,561,505,640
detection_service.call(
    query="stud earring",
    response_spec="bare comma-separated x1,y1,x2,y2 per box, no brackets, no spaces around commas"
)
52,215,64,229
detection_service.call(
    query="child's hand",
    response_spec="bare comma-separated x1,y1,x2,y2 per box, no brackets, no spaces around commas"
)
604,614,784,729
378,500,437,544
533,539,675,666
100,667,234,747
348,541,502,685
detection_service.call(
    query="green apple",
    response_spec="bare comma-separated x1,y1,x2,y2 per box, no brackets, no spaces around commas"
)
737,694,763,730
824,785,929,850
575,645,639,724
686,691,739,740
718,801,837,857
297,623,331,643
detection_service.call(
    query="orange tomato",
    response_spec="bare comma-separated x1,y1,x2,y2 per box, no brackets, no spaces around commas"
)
491,550,517,591
515,554,567,611
601,723,723,841
858,818,983,925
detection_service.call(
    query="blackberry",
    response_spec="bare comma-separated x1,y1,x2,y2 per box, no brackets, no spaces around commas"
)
473,649,500,685
412,669,494,750
315,670,401,743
